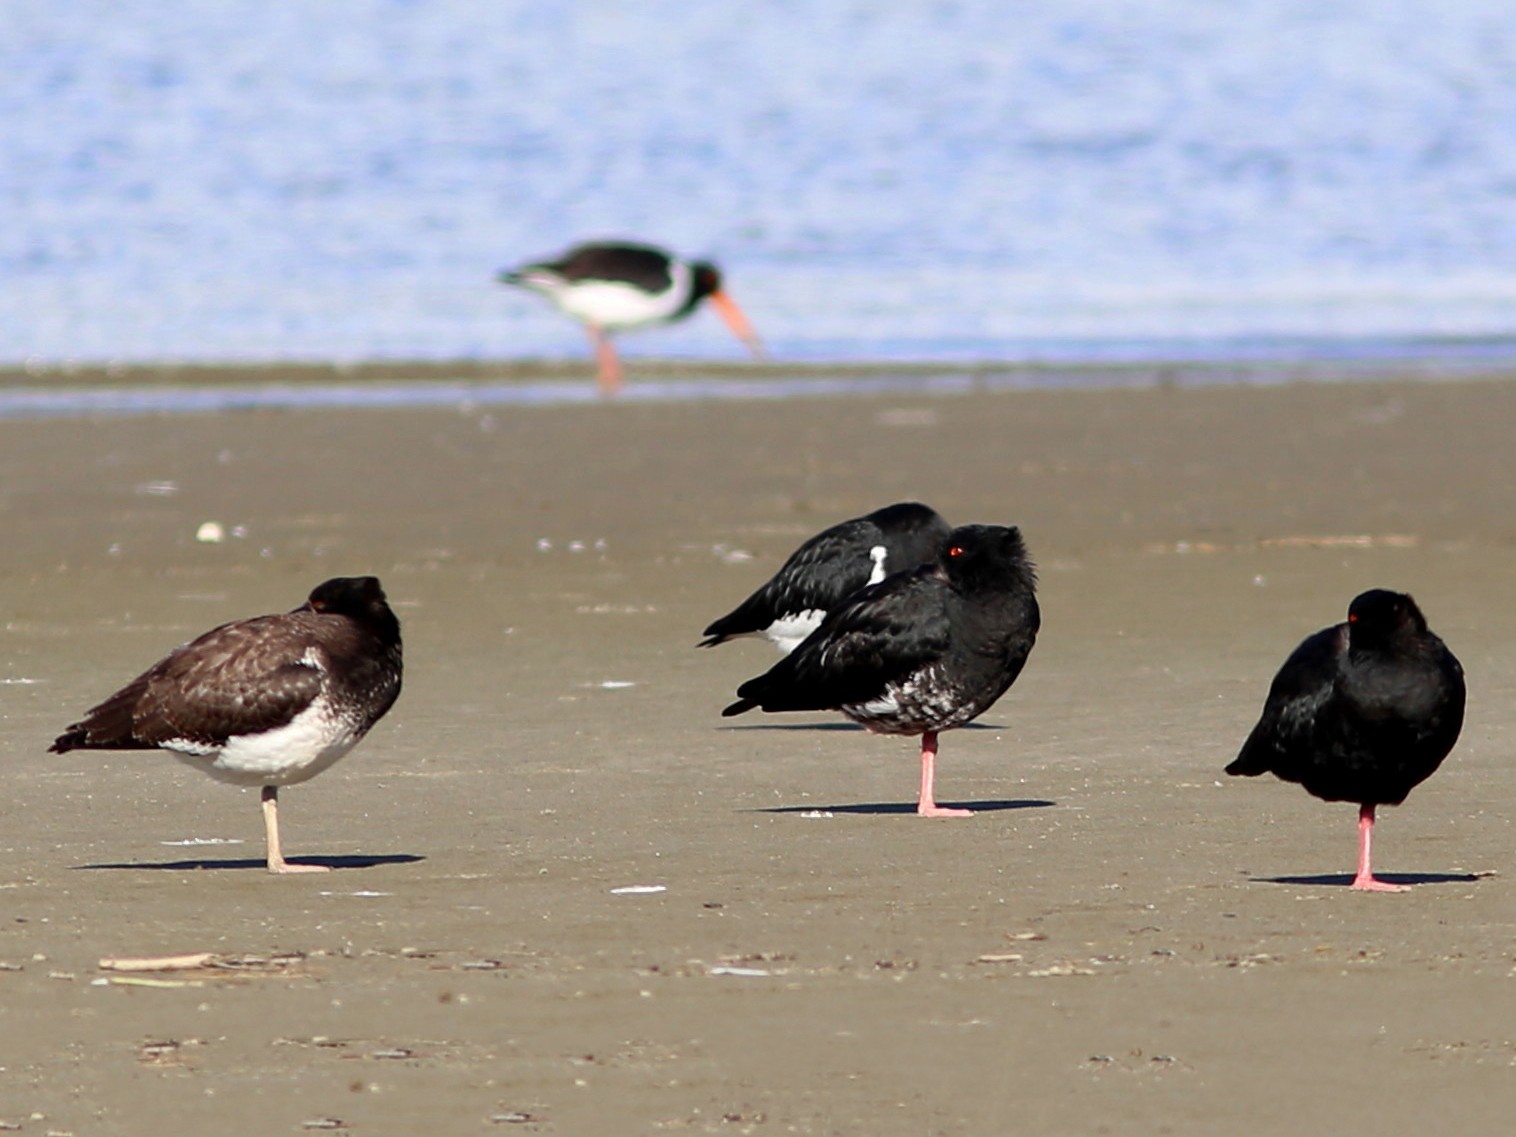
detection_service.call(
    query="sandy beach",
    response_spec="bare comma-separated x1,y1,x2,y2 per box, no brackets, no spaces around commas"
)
4,370,1516,1135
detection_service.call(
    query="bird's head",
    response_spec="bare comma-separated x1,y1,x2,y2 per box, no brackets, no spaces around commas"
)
1346,589,1427,645
690,261,764,358
942,525,1035,591
303,577,401,642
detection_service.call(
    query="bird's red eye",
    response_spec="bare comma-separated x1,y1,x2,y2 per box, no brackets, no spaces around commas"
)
1347,613,1358,623
948,545,965,558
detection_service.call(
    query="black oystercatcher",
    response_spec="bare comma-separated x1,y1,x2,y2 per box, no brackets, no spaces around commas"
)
701,502,952,654
498,240,763,395
1226,589,1465,892
50,577,403,874
723,525,1040,817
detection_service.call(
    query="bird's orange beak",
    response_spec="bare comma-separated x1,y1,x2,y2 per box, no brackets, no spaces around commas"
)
708,290,765,359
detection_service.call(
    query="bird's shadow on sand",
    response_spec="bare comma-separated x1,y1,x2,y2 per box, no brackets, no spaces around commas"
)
756,799,1054,816
74,853,425,872
1256,871,1487,887
720,721,1004,733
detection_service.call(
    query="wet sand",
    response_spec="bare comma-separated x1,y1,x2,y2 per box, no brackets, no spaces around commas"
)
4,372,1516,1135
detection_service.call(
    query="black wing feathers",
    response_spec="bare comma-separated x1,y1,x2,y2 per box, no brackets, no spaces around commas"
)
724,567,949,715
1226,626,1344,777
702,518,877,644
519,242,674,292
701,503,950,646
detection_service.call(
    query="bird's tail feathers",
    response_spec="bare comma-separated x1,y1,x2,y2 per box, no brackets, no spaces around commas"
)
48,729,86,754
1224,746,1271,777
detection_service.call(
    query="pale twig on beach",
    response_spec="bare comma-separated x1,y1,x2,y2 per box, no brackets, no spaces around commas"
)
98,952,215,972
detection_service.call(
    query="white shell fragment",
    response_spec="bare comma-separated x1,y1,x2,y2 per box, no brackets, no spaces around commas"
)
159,837,244,846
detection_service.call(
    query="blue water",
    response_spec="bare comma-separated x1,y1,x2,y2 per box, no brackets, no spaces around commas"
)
7,354,1510,422
8,1,1516,368
0,374,1015,420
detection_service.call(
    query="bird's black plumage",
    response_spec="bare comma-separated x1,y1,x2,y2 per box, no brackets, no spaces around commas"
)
722,525,1039,817
1226,589,1464,805
701,502,952,653
502,241,680,296
721,524,1038,816
1225,589,1465,891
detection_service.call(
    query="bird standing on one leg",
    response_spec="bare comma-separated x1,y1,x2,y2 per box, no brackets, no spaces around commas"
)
700,502,951,654
498,240,764,396
1226,589,1465,892
722,524,1040,817
50,577,403,874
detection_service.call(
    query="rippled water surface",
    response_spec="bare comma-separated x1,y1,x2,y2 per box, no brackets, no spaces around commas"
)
8,1,1516,367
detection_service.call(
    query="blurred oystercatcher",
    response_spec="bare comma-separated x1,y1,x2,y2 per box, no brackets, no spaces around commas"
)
701,502,952,654
498,240,763,395
50,577,403,874
1226,589,1465,892
723,525,1040,817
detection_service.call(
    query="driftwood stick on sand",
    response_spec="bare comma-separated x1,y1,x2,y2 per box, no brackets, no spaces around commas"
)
98,953,216,972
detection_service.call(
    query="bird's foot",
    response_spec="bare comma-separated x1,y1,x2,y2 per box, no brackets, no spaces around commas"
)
917,804,974,818
267,861,332,875
1350,874,1408,893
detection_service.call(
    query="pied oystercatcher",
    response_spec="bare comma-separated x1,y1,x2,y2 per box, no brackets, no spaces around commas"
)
701,502,952,654
723,524,1040,817
1226,589,1465,891
50,577,403,874
498,240,763,394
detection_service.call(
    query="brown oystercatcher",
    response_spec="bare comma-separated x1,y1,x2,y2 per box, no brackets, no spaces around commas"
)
50,577,403,874
498,240,763,395
1226,589,1465,892
723,525,1040,817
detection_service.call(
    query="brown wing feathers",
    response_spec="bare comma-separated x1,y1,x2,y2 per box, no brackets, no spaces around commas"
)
50,615,324,753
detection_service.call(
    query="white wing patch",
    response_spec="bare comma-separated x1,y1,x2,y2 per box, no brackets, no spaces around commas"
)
866,545,888,585
764,609,827,655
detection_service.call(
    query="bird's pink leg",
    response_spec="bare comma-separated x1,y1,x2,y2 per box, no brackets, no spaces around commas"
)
586,325,623,396
916,731,972,818
1351,803,1407,892
261,786,330,875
